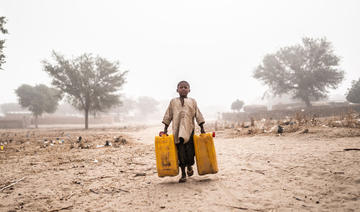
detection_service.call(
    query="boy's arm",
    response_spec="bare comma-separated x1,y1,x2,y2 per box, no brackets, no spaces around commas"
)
194,99,206,133
199,122,205,134
162,101,173,135
163,124,169,134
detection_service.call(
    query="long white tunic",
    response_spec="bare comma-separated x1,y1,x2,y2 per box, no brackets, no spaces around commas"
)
162,97,205,144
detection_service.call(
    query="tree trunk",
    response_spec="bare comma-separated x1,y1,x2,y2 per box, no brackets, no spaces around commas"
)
35,114,38,128
85,108,89,129
304,97,312,107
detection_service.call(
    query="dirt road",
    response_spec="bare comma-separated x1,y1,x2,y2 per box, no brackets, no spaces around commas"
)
0,126,359,211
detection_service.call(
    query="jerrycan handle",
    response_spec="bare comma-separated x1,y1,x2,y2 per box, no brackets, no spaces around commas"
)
200,132,215,137
159,131,168,137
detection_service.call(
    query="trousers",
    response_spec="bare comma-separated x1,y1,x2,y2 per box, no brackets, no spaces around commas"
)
176,131,195,167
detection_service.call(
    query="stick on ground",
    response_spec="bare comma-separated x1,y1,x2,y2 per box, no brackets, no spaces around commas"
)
344,148,360,151
0,176,26,192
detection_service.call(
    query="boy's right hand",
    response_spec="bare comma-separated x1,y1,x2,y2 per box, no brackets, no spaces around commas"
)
163,124,169,135
159,131,167,136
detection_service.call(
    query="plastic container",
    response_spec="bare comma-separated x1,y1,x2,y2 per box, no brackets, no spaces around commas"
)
155,134,179,177
193,132,218,175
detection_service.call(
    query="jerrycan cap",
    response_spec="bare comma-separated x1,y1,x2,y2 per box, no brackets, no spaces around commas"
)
212,132,215,137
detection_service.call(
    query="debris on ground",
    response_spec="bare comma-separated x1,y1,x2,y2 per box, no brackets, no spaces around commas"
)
114,136,127,144
105,140,112,146
214,111,360,137
134,173,146,177
300,129,309,134
277,125,283,134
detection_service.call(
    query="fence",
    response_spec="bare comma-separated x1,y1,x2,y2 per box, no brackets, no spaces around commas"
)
0,120,26,129
222,104,360,122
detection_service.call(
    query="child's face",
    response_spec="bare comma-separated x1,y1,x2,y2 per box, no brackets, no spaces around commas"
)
177,82,190,97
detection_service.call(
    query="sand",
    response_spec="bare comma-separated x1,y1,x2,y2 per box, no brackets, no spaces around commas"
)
0,126,359,211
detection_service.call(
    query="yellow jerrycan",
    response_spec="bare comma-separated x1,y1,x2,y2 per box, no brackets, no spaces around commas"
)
193,132,218,175
155,134,179,177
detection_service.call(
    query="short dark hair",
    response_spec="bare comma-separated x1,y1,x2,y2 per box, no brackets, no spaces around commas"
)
177,80,190,88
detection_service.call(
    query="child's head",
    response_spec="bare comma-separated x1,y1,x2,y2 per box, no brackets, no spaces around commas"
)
177,81,190,97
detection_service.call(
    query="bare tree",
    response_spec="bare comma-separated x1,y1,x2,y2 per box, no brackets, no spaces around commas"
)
43,51,127,129
346,78,360,103
15,84,62,128
136,96,159,118
0,103,23,114
231,99,244,112
254,37,344,107
0,16,8,70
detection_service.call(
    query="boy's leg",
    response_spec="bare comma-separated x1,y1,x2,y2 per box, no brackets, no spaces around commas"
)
176,138,187,183
185,131,195,177
179,166,186,183
187,165,194,177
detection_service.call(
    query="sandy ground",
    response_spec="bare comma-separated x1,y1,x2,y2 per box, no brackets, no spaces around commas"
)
0,126,360,211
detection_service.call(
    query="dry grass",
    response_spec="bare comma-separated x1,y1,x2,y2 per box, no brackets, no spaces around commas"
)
212,111,360,138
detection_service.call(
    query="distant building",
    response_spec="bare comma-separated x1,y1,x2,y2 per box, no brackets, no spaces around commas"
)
0,111,31,129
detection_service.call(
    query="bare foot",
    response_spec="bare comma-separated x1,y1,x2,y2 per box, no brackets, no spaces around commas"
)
187,166,194,177
179,175,186,183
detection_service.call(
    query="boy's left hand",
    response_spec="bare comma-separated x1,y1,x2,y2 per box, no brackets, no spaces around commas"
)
200,125,206,134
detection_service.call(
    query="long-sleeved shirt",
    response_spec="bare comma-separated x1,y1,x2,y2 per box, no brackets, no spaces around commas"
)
162,97,205,144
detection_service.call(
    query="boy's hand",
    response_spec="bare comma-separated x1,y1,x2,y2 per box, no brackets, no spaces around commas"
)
159,131,167,136
200,123,206,134
161,124,168,136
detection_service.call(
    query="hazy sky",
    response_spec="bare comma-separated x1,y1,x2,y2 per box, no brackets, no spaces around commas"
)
1,0,359,112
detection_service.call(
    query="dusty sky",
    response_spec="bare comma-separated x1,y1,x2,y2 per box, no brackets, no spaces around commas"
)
1,0,359,113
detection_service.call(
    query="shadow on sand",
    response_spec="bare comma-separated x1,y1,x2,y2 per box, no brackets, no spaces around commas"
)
157,176,217,186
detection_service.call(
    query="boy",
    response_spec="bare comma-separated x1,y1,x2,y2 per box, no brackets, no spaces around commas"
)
162,81,205,183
